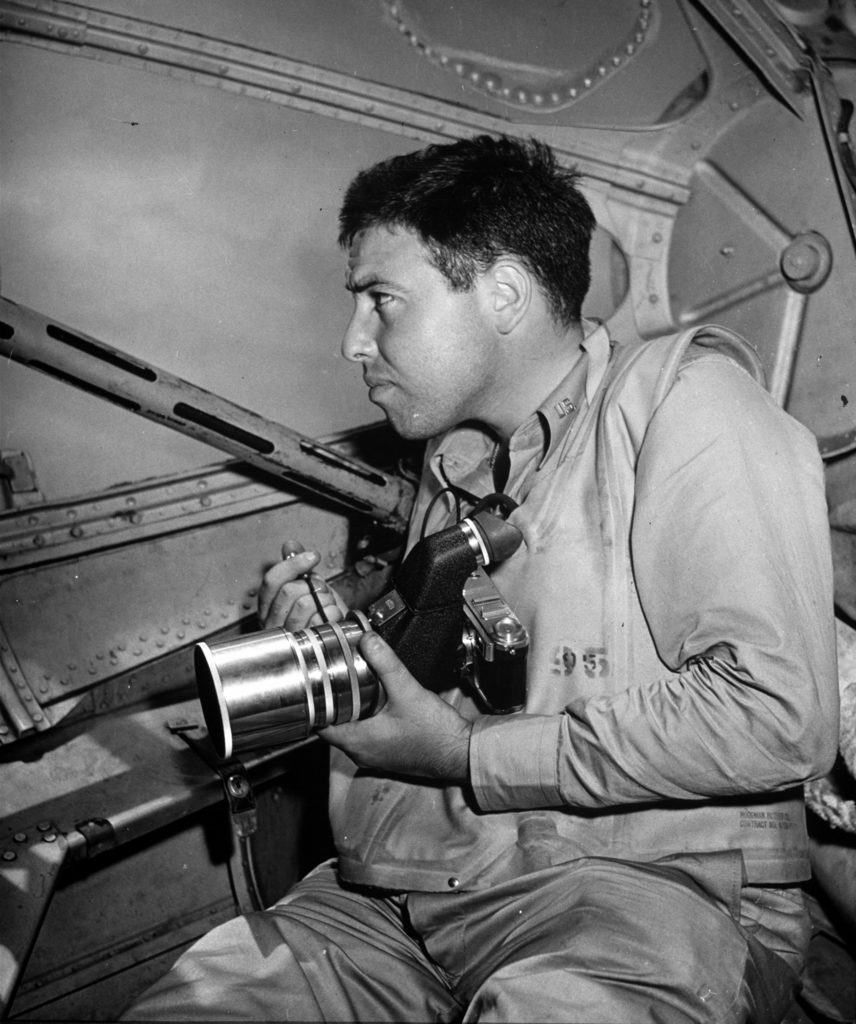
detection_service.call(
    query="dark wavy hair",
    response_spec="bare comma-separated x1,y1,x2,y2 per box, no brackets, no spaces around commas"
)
338,134,595,326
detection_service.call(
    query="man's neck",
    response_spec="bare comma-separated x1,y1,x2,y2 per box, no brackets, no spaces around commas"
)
488,320,586,441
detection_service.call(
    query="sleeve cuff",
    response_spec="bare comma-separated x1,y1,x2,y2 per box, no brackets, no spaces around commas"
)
469,714,562,811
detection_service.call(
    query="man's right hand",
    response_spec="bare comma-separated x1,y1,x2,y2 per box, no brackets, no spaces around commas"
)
258,540,347,629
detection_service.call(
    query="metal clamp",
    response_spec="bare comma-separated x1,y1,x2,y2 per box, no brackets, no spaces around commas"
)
167,719,258,838
167,719,262,912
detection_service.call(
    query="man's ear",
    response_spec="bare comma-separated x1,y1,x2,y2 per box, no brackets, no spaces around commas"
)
485,260,531,335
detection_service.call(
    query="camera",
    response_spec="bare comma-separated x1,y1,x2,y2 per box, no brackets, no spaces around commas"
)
194,502,529,758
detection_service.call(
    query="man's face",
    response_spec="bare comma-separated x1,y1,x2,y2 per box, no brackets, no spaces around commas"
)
343,226,499,440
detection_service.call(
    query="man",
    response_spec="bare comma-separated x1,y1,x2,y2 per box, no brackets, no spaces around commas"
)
126,135,838,1022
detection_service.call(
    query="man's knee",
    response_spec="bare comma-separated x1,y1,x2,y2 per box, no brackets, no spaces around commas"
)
123,866,458,1022
461,859,798,1024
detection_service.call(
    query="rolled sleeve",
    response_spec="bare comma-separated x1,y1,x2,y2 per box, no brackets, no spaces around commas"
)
470,713,562,811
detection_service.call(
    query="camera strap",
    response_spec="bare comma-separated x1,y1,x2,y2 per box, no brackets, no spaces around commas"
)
492,441,511,492
433,445,519,521
469,491,518,520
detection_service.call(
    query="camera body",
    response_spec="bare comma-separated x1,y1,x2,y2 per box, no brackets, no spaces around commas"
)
195,507,528,758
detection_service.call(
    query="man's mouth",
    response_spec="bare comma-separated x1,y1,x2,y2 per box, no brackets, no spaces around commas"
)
365,377,394,401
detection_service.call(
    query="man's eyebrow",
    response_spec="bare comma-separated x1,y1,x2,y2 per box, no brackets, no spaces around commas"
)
345,274,384,294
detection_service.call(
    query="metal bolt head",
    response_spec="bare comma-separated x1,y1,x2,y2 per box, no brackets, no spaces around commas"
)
779,231,832,294
227,775,250,798
781,242,819,281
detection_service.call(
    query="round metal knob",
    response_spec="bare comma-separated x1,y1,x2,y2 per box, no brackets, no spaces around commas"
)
493,616,526,645
779,231,833,294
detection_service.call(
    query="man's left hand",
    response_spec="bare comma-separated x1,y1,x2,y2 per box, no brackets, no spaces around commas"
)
319,631,473,783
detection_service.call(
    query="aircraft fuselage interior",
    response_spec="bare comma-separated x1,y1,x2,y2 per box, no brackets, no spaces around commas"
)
1,1,855,1020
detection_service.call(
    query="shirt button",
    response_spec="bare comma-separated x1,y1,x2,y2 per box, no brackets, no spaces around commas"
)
447,877,460,889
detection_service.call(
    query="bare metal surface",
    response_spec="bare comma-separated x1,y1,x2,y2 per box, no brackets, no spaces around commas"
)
0,824,69,1015
701,0,809,117
380,0,658,113
0,296,414,531
0,695,320,1018
0,0,692,204
0,461,346,570
2,2,855,450
0,490,352,734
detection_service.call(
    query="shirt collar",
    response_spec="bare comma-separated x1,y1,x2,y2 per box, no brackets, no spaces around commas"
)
525,318,612,468
429,319,613,480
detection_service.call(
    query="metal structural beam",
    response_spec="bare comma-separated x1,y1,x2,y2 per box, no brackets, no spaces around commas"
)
0,297,415,531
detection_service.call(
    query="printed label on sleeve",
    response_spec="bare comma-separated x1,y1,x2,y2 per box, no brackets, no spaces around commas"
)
739,809,795,830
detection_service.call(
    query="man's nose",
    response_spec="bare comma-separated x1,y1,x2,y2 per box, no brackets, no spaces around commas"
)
341,311,377,363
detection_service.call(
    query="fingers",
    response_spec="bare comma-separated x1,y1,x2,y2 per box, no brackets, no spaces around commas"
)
258,545,315,625
358,632,419,698
281,539,305,560
258,540,345,629
359,631,398,671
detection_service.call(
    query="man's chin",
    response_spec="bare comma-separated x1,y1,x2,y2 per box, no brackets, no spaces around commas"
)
382,410,438,442
370,394,445,441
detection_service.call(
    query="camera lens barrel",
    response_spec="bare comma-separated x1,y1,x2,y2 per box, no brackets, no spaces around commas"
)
195,611,379,757
194,509,527,756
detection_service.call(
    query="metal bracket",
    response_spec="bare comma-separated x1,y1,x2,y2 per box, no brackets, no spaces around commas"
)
0,450,43,509
167,719,262,913
167,719,258,838
73,817,118,860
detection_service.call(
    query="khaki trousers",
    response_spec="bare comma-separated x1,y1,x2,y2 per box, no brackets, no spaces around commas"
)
124,857,808,1023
